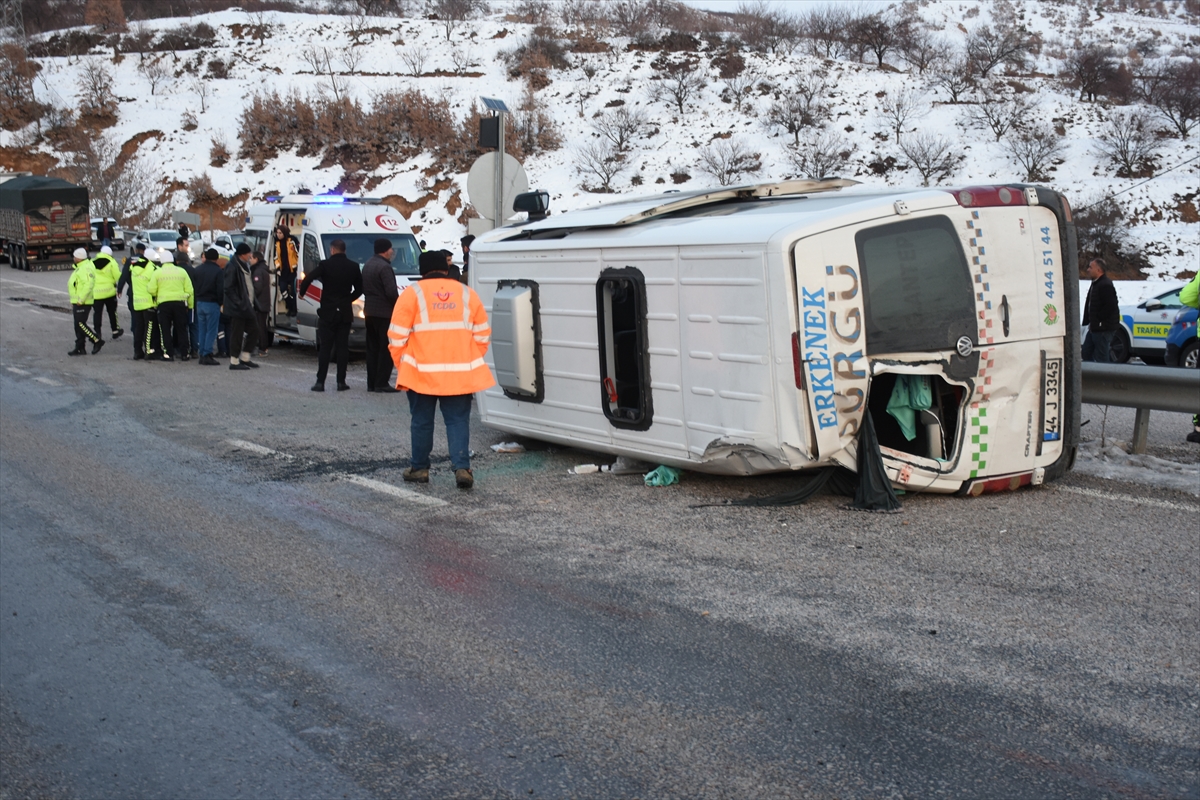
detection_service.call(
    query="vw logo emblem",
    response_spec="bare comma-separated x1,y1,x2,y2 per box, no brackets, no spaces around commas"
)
956,336,974,357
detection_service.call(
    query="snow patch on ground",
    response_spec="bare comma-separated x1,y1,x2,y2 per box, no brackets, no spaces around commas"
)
1074,439,1200,497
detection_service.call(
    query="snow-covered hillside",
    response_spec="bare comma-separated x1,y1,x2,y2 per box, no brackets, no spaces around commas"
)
4,0,1197,277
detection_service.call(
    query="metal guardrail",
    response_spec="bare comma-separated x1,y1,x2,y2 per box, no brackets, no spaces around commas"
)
1081,362,1200,453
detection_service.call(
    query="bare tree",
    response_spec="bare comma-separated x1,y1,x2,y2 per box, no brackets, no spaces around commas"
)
736,0,801,56
62,134,163,223
1139,57,1200,139
560,0,608,29
190,77,211,114
786,129,854,179
697,138,762,186
609,0,652,37
965,23,1033,77
246,10,272,47
449,45,474,73
847,10,905,67
302,44,334,75
1061,42,1118,102
400,45,428,77
428,0,489,42
765,75,831,145
76,59,113,114
932,57,978,103
1002,124,1064,182
723,69,757,113
139,57,171,96
799,4,851,60
651,59,705,117
592,105,646,153
574,139,627,192
878,87,928,143
341,46,365,75
1095,110,1161,178
963,89,1032,141
0,44,47,131
898,28,950,75
898,133,960,186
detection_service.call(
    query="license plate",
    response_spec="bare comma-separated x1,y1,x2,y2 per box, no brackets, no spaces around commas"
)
1041,355,1062,445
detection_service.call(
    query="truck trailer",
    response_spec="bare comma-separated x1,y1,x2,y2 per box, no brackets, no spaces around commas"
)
0,175,91,271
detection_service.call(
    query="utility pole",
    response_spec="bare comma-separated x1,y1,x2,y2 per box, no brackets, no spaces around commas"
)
481,97,510,229
0,0,25,42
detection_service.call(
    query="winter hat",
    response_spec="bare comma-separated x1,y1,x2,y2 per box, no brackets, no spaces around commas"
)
100,245,113,255
418,251,446,275
204,248,220,261
135,242,146,252
235,243,252,256
159,249,174,263
73,248,87,259
374,238,392,254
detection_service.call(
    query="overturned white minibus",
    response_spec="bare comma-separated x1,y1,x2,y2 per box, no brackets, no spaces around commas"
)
472,180,1079,496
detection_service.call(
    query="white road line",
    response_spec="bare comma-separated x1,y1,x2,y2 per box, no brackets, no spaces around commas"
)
5,366,31,375
226,438,295,460
227,438,445,507
1056,484,1198,512
33,376,61,386
341,474,448,507
0,277,69,295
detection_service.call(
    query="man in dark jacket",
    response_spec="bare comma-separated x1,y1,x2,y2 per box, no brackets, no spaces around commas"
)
298,238,363,391
1082,257,1120,362
249,250,272,357
223,244,260,371
193,248,224,365
361,238,399,393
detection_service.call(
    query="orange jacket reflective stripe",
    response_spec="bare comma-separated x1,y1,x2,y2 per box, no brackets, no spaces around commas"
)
387,277,495,395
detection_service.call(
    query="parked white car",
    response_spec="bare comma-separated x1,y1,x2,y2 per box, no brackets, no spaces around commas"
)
130,228,221,261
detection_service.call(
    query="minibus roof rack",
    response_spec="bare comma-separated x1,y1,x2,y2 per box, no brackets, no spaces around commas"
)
612,178,860,226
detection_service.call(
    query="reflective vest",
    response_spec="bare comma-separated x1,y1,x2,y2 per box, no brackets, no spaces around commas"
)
92,253,121,300
147,263,194,308
388,276,494,395
68,259,96,305
130,260,157,310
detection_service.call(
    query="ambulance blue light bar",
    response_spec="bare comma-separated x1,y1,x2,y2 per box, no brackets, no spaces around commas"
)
311,194,345,204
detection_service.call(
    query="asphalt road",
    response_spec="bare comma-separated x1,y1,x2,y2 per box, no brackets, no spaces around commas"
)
1,269,1197,799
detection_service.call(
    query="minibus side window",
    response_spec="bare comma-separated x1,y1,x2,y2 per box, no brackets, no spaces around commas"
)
857,216,975,354
596,267,653,431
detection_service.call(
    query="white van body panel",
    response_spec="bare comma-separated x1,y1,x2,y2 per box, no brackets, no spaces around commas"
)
473,184,1078,492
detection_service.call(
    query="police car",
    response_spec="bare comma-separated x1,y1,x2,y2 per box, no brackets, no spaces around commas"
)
1109,283,1189,364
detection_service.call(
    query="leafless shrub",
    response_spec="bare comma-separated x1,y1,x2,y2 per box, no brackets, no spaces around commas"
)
512,0,554,24
697,137,761,186
206,58,229,80
847,10,907,66
210,134,231,167
1073,195,1150,277
138,57,171,95
898,133,960,186
965,23,1034,77
723,69,757,113
400,44,428,77
449,46,474,73
609,0,654,37
508,87,563,161
1002,124,1065,182
351,0,409,13
1139,57,1200,138
1095,110,1161,178
575,139,627,192
560,0,608,29
963,89,1032,141
76,59,112,115
341,46,365,74
1060,42,1119,102
878,87,928,143
650,58,705,116
592,105,647,153
786,130,855,179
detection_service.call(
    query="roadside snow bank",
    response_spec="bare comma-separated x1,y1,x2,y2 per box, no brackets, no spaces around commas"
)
1074,439,1200,497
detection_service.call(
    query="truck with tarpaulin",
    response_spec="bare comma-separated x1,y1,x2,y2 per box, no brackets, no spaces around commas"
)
0,175,91,271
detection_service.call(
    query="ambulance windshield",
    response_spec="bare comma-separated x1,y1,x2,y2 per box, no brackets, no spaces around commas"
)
320,233,421,276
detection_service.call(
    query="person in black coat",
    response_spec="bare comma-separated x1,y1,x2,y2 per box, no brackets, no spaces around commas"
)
192,248,225,365
298,238,363,391
1082,257,1120,362
223,244,260,371
361,238,399,392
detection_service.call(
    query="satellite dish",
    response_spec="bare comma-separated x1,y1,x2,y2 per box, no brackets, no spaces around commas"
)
466,152,528,225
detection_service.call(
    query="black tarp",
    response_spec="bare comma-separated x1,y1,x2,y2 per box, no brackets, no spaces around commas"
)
0,176,88,214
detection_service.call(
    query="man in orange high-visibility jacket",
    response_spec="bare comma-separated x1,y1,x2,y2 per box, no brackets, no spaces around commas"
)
389,250,495,489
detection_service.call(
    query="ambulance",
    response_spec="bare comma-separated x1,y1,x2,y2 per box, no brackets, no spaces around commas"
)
244,195,423,349
471,179,1081,496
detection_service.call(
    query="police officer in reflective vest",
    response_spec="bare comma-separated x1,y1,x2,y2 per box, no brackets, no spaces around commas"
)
388,250,495,489
147,249,195,361
91,245,124,342
68,248,102,355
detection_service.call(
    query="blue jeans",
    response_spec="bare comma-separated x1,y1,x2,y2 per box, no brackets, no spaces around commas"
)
407,391,472,471
196,301,221,357
1082,329,1114,362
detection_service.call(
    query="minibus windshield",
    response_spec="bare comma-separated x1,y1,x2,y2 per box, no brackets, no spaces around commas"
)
320,233,421,276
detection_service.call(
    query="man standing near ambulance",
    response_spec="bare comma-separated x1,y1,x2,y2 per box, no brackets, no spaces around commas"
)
388,250,495,489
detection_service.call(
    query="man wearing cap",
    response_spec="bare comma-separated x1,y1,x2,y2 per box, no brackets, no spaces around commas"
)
223,243,260,371
299,238,363,391
91,245,124,342
147,249,194,361
67,248,102,356
122,244,159,360
361,237,399,393
193,248,225,365
388,250,495,489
